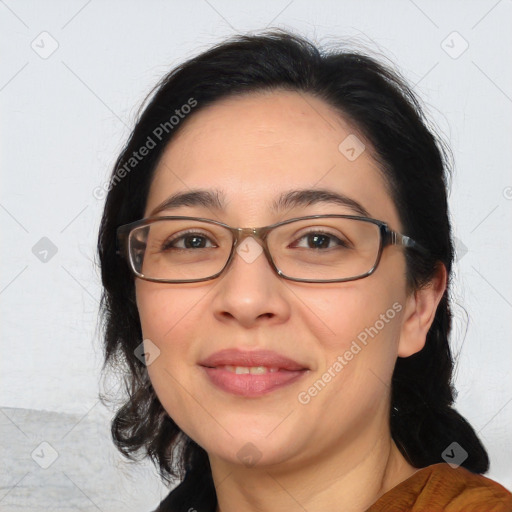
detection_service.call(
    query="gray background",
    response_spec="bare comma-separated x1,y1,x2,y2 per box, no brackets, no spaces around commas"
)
1,0,511,510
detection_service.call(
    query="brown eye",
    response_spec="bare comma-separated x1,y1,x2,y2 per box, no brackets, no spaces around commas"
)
161,231,217,251
291,231,351,250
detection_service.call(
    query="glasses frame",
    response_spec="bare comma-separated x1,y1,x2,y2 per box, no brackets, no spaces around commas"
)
116,214,429,284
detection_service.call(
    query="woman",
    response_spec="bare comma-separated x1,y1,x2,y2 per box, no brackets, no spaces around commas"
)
97,30,512,511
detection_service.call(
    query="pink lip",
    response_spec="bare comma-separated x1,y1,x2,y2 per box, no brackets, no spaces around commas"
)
198,349,309,397
198,348,308,370
201,367,307,397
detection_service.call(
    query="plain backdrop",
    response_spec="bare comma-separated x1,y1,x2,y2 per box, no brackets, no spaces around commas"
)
1,0,511,510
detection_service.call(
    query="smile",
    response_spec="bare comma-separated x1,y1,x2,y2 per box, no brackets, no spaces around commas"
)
217,365,280,374
200,366,308,397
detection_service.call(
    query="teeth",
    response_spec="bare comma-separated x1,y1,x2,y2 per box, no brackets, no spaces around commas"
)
220,365,279,374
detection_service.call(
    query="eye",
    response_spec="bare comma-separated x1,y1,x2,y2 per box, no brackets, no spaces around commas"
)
161,230,218,250
291,230,351,250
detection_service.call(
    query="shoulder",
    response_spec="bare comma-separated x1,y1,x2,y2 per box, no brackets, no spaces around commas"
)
366,463,512,512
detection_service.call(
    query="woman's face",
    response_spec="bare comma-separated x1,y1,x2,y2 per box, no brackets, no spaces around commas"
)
136,91,413,469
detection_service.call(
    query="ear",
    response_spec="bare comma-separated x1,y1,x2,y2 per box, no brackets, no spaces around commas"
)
397,263,448,358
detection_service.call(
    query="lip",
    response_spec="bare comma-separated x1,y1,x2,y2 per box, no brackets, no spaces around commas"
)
198,348,308,371
201,367,307,397
198,349,309,397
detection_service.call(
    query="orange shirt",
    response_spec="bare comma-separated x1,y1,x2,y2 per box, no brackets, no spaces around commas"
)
366,463,512,511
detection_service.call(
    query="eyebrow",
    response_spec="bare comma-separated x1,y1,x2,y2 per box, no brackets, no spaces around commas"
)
148,188,371,218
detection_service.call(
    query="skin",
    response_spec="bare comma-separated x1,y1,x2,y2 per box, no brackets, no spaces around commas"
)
135,90,447,511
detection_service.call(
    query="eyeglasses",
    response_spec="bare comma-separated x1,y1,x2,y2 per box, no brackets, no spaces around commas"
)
116,215,429,284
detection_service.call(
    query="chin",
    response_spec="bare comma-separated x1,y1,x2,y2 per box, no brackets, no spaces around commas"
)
203,430,304,469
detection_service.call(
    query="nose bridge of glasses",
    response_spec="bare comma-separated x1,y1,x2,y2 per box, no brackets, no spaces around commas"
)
230,226,276,272
234,226,266,244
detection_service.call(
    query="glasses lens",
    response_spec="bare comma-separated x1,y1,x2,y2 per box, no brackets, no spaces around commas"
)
268,217,381,281
128,219,233,281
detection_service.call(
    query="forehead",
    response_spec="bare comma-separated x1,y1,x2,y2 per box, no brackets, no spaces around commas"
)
145,90,401,229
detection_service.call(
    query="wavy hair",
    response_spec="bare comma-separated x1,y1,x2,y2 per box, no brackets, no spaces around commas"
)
97,29,489,510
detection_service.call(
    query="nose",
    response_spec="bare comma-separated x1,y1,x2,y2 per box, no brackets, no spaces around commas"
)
210,235,291,328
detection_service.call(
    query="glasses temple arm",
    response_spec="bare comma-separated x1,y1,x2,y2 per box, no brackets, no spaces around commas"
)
116,228,128,258
389,230,430,256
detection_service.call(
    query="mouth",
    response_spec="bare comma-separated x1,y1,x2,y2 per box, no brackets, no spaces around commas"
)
198,349,309,397
211,365,281,374
200,366,308,397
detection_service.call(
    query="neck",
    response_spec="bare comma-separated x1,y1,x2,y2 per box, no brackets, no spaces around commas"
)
210,429,418,512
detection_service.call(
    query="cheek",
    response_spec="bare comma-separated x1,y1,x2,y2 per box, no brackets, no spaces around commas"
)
135,282,210,438
135,283,200,394
136,282,202,345
292,277,405,406
293,293,404,440
295,277,404,353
